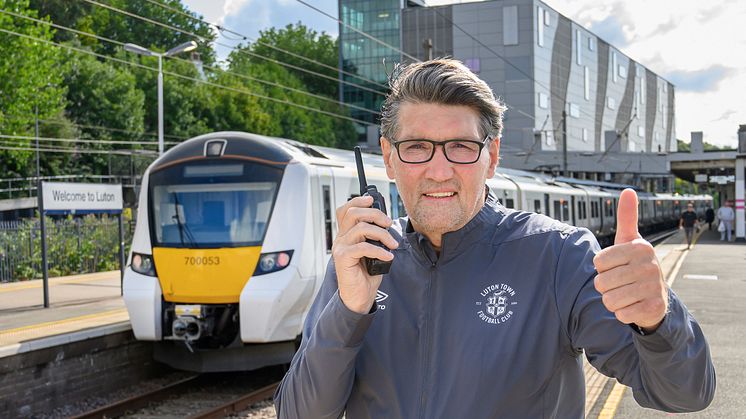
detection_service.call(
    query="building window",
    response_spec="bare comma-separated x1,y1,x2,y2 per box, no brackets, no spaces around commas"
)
638,126,645,137
569,103,580,118
629,141,636,152
640,77,646,104
588,37,595,51
619,64,627,79
544,9,551,26
607,96,616,110
537,6,544,47
503,6,519,46
582,128,588,142
576,29,582,65
612,52,618,83
465,58,480,73
546,130,555,146
584,66,590,100
538,92,549,109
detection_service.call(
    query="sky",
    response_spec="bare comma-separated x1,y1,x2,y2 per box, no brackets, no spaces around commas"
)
182,0,745,148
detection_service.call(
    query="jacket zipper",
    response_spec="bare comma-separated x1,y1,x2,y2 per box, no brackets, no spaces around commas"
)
418,259,437,419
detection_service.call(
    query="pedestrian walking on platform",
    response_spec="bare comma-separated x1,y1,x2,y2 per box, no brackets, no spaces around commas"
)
717,201,735,241
275,59,715,419
705,206,715,230
680,203,699,249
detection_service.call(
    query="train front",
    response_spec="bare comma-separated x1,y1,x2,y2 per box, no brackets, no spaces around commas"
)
123,132,311,371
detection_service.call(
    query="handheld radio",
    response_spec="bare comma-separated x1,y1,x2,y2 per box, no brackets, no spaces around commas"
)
354,146,392,276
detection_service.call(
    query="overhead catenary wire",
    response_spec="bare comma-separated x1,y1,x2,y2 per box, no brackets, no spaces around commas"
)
2,115,188,141
0,26,376,127
139,0,390,91
79,0,388,97
294,0,543,123
295,0,420,63
0,134,176,146
0,8,381,117
418,0,626,135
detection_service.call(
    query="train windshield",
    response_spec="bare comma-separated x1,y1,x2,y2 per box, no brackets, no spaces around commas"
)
148,160,284,248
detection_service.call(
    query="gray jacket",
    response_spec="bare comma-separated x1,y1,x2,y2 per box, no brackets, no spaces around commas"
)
275,192,715,418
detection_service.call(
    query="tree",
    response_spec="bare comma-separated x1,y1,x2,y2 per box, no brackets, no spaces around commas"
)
0,0,66,177
252,23,339,97
63,50,145,175
30,0,217,65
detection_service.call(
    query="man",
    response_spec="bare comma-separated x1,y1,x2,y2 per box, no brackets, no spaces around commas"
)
679,202,699,249
274,59,714,418
717,200,735,241
705,205,715,230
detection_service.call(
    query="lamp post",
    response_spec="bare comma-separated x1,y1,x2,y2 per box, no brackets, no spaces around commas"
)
123,41,197,156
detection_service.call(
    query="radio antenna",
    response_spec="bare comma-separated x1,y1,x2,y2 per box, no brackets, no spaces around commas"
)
354,146,368,195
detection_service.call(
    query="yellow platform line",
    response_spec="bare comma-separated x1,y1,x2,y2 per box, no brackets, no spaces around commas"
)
0,271,120,293
0,308,128,345
597,382,627,419
594,229,700,417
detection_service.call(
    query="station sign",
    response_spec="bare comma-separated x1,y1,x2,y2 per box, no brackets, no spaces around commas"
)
41,182,123,212
694,174,708,183
709,175,734,185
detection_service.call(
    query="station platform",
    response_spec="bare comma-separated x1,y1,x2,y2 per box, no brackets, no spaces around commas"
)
0,229,739,418
604,228,746,418
0,271,129,357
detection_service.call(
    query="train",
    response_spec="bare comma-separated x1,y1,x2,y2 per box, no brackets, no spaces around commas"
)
123,131,712,372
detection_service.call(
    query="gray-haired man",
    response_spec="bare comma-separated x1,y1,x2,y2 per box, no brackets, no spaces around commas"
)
274,59,714,418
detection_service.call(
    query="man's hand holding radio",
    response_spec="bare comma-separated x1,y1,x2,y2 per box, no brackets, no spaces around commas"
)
332,195,398,314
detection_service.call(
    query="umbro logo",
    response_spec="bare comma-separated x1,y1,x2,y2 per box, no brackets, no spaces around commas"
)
375,290,388,310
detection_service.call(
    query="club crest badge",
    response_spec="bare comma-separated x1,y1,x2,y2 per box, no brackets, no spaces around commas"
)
475,283,518,325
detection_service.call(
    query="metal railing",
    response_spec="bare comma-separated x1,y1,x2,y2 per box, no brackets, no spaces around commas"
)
0,216,134,282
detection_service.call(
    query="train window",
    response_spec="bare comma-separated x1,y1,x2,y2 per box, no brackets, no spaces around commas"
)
562,201,569,221
534,199,542,214
506,198,515,209
579,201,587,220
553,200,561,220
323,185,333,253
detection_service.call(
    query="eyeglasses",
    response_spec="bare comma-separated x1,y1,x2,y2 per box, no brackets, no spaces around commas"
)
391,135,491,164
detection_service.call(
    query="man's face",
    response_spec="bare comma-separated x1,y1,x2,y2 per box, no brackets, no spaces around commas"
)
381,102,499,237
688,205,694,212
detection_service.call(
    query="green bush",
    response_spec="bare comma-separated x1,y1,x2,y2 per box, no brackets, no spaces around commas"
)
0,211,133,282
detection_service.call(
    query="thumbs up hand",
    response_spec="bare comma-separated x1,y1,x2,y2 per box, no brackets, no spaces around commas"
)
593,189,668,333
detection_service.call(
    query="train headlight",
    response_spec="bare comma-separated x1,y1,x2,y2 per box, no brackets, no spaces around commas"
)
131,252,157,276
254,250,294,276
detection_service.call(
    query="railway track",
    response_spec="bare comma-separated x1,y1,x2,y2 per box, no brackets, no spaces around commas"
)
72,368,283,419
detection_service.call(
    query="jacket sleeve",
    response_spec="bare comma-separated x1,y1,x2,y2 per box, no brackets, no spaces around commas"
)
555,229,716,413
274,258,376,419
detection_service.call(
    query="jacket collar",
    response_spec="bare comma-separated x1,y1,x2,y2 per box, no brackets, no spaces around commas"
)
404,186,504,265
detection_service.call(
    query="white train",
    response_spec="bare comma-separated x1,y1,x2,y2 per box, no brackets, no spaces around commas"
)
123,132,711,372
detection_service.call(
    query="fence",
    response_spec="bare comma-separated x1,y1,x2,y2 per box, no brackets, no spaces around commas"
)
0,214,134,282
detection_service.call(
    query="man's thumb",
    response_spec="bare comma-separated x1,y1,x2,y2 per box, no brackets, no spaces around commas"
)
614,188,641,244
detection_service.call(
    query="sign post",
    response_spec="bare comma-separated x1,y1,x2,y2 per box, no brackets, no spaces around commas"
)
38,182,124,307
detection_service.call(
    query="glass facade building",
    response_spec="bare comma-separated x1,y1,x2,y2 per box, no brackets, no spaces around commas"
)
339,0,402,139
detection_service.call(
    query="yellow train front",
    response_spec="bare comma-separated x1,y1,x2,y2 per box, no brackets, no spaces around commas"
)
123,132,325,372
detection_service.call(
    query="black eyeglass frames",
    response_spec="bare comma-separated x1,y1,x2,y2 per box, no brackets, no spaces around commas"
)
391,135,492,164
